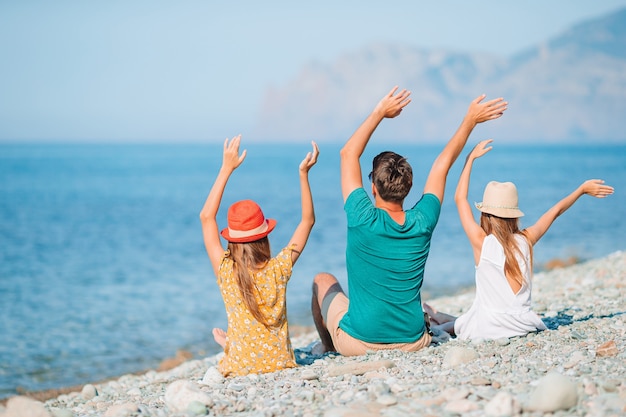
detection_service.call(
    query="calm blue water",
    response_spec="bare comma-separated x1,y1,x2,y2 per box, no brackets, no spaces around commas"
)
1,143,624,398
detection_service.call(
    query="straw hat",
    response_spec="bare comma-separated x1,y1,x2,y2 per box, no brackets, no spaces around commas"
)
474,181,524,218
221,200,277,243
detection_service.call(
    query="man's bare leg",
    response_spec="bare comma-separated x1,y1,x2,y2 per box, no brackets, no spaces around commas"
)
312,272,343,353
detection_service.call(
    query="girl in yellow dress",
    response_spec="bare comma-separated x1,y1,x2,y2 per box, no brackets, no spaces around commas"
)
200,135,319,376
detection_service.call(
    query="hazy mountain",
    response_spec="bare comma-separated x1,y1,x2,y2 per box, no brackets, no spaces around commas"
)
253,8,626,143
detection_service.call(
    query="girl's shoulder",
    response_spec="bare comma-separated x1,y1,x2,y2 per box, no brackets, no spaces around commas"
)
274,245,296,263
263,245,296,271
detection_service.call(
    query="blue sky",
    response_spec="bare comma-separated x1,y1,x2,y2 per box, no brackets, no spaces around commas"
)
1,1,625,142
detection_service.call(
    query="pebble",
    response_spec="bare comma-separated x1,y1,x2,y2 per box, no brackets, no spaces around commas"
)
484,391,521,417
443,346,478,367
2,251,622,417
470,376,491,386
596,340,619,357
164,380,212,413
80,384,98,400
495,337,510,346
200,365,224,385
526,372,578,412
2,396,52,417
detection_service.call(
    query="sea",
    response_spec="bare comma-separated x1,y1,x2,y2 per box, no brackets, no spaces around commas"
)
1,142,625,399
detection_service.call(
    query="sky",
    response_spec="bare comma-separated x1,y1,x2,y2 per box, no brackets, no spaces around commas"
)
1,1,626,143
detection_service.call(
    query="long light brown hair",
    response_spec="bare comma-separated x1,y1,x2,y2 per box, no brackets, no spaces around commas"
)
480,213,533,291
226,237,272,327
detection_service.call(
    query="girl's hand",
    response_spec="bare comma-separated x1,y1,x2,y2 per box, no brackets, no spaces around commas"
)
222,135,247,172
299,141,319,174
468,139,493,161
581,179,614,198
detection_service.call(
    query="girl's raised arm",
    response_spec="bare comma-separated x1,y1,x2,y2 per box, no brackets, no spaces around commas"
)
288,141,319,265
199,135,247,276
524,179,614,245
454,140,492,265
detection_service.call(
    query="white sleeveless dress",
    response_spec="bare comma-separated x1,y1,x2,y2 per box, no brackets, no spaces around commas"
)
454,234,547,340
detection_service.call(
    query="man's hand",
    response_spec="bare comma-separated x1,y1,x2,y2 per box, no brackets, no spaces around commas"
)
466,94,508,125
374,86,412,119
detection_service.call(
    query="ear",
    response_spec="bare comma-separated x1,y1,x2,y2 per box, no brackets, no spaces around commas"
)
371,182,377,197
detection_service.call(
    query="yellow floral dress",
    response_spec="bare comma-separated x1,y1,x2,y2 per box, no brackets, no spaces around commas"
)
216,246,297,376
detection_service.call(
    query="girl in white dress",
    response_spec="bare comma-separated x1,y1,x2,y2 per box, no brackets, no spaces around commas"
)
427,140,614,340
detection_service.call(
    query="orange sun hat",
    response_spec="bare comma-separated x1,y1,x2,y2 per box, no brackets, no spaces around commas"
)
220,200,277,243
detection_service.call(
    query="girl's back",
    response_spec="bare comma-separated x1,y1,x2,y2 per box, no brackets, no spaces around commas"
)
455,234,547,340
217,246,297,376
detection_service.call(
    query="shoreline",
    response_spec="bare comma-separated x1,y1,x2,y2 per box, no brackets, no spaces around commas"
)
0,275,555,405
2,250,624,416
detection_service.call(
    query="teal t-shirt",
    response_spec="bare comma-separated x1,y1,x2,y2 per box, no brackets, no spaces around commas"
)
339,188,441,343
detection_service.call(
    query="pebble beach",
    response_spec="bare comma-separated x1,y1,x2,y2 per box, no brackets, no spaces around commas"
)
3,251,625,417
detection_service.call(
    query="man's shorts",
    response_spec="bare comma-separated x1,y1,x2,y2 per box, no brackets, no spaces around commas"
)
322,289,432,356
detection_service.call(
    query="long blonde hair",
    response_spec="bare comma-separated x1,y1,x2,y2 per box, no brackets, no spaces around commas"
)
226,237,272,327
480,213,533,290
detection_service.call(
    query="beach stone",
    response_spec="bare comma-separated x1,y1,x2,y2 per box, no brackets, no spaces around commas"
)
327,359,395,377
301,369,318,380
470,376,491,386
200,366,224,384
484,391,521,417
164,380,212,412
564,350,586,368
81,384,98,400
226,382,245,392
376,394,397,406
103,403,139,417
587,393,626,415
441,386,470,402
526,372,578,412
3,396,52,417
583,379,598,396
596,340,618,357
570,329,587,340
495,337,510,346
600,379,619,393
50,409,74,417
444,398,479,413
443,346,478,367
186,400,208,416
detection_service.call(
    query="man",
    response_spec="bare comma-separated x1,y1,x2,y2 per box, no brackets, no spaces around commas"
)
311,86,507,355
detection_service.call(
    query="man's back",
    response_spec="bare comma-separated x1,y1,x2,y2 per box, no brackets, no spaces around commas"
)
339,188,440,343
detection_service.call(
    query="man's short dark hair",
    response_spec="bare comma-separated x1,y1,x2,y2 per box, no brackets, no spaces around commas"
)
370,151,412,202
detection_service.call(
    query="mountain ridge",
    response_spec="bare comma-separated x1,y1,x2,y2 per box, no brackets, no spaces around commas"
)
253,8,626,143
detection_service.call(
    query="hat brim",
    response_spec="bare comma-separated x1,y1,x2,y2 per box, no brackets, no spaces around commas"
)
220,219,277,243
475,202,524,219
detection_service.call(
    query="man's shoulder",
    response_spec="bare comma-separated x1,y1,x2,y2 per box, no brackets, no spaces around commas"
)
345,188,372,211
409,193,441,213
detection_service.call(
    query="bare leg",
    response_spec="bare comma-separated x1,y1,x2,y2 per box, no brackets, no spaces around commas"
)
432,321,456,337
423,302,457,326
212,328,227,349
312,272,343,353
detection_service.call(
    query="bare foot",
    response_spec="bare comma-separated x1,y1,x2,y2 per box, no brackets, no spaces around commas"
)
212,328,227,349
423,303,456,326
